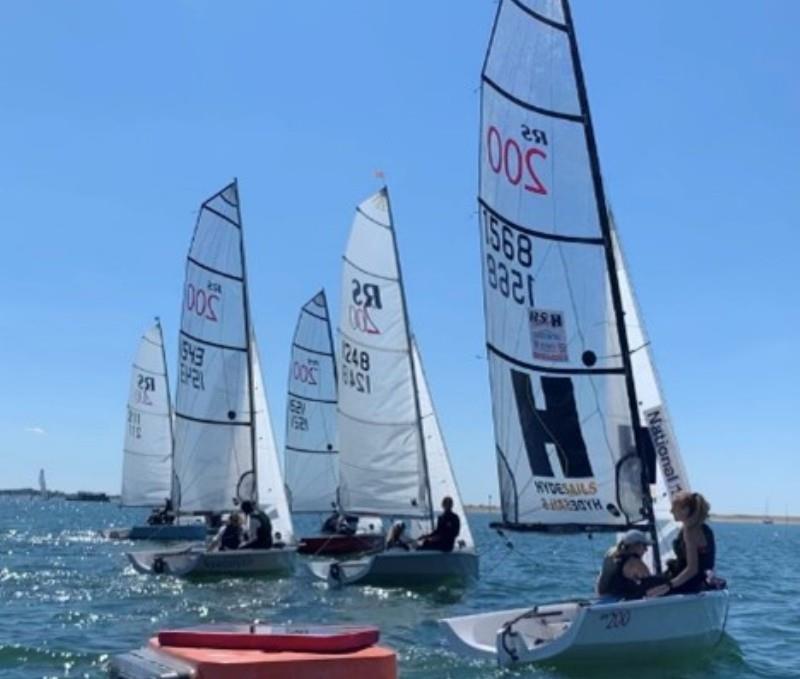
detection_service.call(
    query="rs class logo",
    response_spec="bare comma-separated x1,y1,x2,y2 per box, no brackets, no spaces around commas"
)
349,279,381,335
351,279,382,309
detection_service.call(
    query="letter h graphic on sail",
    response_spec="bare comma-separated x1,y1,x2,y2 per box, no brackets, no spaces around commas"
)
511,370,592,478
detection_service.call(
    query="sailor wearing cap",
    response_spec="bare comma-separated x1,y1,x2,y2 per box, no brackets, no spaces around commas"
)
596,529,660,600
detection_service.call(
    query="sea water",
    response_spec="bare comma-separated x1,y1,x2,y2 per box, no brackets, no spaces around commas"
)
1,497,797,678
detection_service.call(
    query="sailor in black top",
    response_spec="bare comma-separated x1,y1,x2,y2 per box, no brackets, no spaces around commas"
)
240,500,273,550
417,496,461,553
596,529,664,599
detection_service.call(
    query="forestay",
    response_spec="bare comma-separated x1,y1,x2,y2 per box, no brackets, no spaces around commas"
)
480,0,648,530
173,182,255,513
411,340,474,547
337,189,430,519
284,291,339,514
252,333,294,544
121,321,173,507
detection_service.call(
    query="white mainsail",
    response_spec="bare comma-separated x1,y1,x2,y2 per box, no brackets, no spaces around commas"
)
337,189,431,519
284,290,339,514
480,0,650,531
252,333,294,544
121,320,173,507
173,182,255,513
411,339,475,548
38,469,48,499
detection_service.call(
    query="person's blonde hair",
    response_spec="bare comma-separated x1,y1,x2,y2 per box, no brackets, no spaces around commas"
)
673,491,710,527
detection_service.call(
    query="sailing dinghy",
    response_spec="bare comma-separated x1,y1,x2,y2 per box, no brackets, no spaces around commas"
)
285,290,385,556
307,189,477,587
440,0,727,665
127,182,296,576
116,320,206,542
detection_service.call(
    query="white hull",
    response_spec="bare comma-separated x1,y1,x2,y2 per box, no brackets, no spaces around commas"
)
441,590,729,667
308,549,478,588
127,547,297,577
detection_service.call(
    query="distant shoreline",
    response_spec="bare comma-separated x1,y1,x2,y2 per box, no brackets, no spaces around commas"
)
462,504,800,525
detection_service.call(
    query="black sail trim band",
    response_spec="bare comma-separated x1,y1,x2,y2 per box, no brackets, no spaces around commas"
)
187,256,244,282
338,410,417,428
488,343,625,375
356,206,391,229
342,255,398,282
479,199,604,245
176,411,251,426
141,335,162,348
286,445,338,455
131,363,167,377
339,328,407,354
292,342,334,358
509,0,568,33
287,391,337,404
202,182,237,207
218,191,238,208
201,204,240,229
301,307,327,322
179,329,247,353
482,75,583,123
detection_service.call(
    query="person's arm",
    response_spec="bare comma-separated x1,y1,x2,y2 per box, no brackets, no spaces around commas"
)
669,529,700,589
208,526,225,551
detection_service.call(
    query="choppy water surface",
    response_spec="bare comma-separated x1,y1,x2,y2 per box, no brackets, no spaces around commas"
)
1,498,797,678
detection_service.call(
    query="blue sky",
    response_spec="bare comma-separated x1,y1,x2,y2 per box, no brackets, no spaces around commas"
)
1,1,797,515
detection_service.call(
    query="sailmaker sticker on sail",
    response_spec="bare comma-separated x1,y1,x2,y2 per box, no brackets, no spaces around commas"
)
529,309,568,362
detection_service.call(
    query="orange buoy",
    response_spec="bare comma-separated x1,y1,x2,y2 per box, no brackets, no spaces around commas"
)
150,636,397,679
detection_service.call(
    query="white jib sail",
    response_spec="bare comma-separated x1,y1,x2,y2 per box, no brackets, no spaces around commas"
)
611,217,690,561
284,290,339,514
411,339,475,548
173,182,255,513
337,188,430,518
251,332,294,544
121,320,173,507
481,0,646,529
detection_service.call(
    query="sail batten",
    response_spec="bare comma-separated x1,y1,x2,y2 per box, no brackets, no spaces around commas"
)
284,290,339,514
121,321,173,507
480,0,652,533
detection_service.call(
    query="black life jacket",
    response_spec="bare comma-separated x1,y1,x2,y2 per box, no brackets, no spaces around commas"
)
597,553,644,599
671,524,716,592
219,524,241,551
